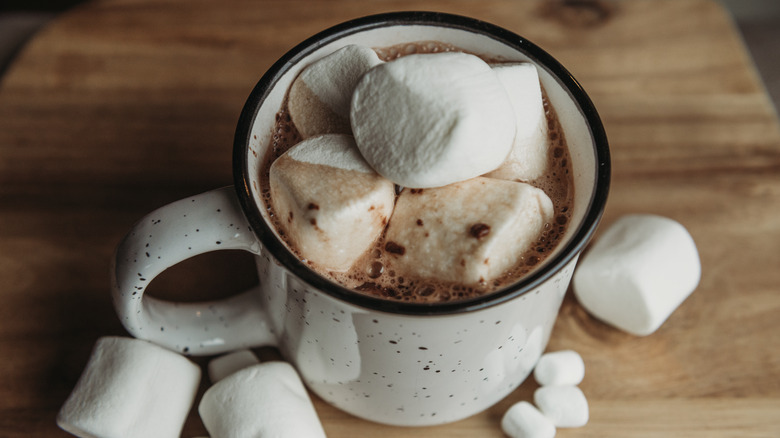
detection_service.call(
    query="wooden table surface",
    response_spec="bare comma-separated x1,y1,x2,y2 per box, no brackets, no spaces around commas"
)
2,0,779,436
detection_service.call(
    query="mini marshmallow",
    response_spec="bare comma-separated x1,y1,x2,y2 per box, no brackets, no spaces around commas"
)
501,401,556,438
57,336,201,438
289,44,383,138
208,350,260,383
534,350,585,386
269,134,395,271
534,385,589,428
198,361,326,438
572,214,701,336
383,177,554,285
484,63,550,182
351,52,516,188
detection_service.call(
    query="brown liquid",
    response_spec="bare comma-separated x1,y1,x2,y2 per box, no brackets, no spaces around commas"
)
259,41,574,303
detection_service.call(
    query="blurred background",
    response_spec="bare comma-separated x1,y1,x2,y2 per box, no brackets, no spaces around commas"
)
3,0,779,112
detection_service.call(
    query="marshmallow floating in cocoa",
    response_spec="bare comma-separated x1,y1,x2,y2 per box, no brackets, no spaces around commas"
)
351,52,516,188
289,44,383,138
57,336,201,438
534,350,585,387
534,385,589,428
501,401,556,438
572,214,701,336
269,133,395,271
382,177,553,285
199,358,327,438
484,62,550,182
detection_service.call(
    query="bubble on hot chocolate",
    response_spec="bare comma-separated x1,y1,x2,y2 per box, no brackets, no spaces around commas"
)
268,133,395,272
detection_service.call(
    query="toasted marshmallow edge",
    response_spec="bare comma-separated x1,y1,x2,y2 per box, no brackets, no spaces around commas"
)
351,52,516,188
289,44,383,138
534,385,589,428
57,336,201,438
383,177,553,285
198,361,326,438
269,134,395,271
208,350,260,383
485,62,550,182
572,214,701,336
501,401,557,438
534,350,585,387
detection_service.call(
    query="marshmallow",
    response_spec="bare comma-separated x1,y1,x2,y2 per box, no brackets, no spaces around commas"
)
208,350,260,383
351,52,516,188
269,134,395,271
289,44,383,138
534,385,589,428
382,177,554,285
572,214,701,336
198,361,327,438
484,63,550,182
501,401,557,438
534,350,585,387
57,336,201,438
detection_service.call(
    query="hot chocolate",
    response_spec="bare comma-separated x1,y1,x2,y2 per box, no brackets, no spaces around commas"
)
259,41,574,303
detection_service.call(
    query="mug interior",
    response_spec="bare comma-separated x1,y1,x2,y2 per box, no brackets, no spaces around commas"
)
234,12,609,315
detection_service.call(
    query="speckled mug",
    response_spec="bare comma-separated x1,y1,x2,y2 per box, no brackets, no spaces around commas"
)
112,12,609,426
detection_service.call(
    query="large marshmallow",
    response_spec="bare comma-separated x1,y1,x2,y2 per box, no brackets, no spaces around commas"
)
484,63,550,182
289,44,383,138
534,350,585,387
351,52,516,188
572,214,701,336
198,361,327,438
501,401,556,438
57,337,201,438
383,177,554,285
534,385,589,428
269,134,395,271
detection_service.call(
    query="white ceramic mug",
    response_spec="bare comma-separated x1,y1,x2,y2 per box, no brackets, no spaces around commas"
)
111,12,610,426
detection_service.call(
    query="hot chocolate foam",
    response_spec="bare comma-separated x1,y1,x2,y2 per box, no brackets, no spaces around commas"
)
259,41,574,303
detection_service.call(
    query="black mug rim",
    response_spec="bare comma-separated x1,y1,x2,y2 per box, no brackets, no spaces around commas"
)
233,11,610,316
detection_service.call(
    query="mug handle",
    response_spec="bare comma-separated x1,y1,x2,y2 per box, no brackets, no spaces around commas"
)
111,186,277,355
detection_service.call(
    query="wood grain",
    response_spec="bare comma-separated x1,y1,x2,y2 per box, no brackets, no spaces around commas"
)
1,0,779,436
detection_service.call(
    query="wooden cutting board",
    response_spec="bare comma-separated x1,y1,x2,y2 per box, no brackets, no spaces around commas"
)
1,0,779,436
